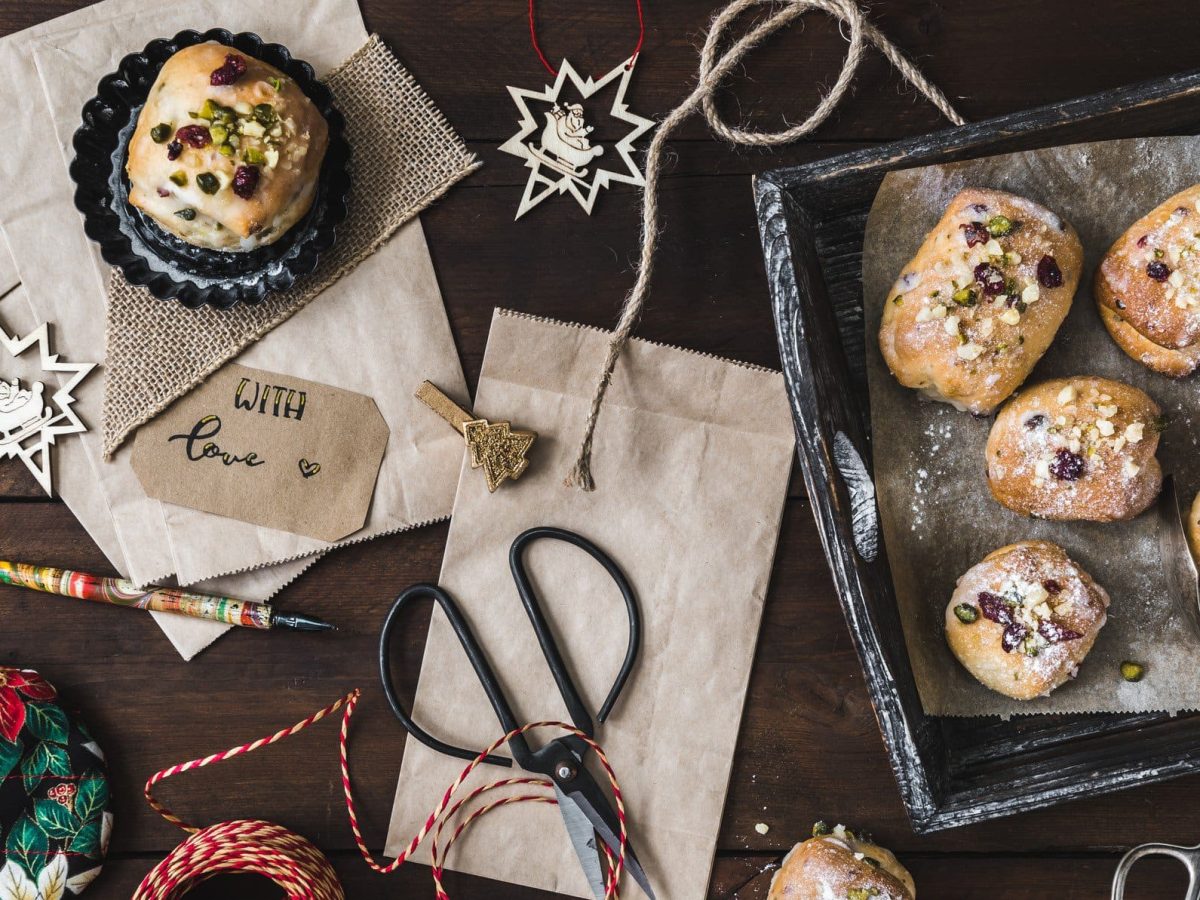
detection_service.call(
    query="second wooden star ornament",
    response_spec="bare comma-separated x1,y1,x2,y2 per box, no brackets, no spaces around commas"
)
416,381,535,492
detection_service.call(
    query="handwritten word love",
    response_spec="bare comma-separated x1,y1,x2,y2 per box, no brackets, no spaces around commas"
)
168,415,265,468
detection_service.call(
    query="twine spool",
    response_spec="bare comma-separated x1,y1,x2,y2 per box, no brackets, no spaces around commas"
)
133,820,342,900
565,0,966,490
134,690,631,900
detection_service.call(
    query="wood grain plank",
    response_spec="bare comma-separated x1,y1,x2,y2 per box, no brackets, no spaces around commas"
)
66,852,1198,899
2,1,1199,898
4,1,1200,143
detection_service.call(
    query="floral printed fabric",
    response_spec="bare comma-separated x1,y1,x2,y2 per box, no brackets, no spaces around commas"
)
0,669,111,898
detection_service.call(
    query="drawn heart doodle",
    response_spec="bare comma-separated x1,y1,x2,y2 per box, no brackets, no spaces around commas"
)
298,458,321,478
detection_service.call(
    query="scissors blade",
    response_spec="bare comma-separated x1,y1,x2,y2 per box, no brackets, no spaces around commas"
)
555,786,607,900
562,772,656,900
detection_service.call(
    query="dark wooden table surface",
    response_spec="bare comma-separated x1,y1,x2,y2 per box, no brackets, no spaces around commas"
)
3,1,1199,897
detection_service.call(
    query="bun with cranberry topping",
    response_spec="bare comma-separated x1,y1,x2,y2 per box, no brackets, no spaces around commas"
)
985,376,1163,522
945,541,1109,701
126,43,329,251
1096,184,1200,376
878,187,1082,415
768,824,915,900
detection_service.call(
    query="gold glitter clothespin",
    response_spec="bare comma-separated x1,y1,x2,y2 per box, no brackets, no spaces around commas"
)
416,381,536,492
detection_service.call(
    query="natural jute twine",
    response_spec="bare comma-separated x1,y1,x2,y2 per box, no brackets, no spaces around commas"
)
565,0,965,490
134,690,631,899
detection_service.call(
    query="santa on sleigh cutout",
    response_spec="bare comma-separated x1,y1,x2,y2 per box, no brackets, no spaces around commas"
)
529,102,605,181
0,321,95,496
0,378,52,446
501,57,654,219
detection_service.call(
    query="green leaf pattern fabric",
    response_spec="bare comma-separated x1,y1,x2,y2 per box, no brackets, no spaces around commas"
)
0,669,110,898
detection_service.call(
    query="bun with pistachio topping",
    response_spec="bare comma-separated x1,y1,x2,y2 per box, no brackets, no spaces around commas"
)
768,823,915,900
985,376,1163,522
126,42,329,251
878,187,1082,415
945,541,1109,701
1096,183,1200,376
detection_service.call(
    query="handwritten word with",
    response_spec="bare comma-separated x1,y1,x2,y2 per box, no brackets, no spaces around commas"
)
235,378,307,421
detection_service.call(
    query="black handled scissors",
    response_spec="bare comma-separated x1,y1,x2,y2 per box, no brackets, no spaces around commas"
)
380,526,656,899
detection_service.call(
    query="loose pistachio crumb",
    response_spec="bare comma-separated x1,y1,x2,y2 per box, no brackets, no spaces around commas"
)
1121,661,1145,682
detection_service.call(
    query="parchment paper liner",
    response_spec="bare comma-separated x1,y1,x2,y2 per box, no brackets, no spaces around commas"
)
864,137,1200,717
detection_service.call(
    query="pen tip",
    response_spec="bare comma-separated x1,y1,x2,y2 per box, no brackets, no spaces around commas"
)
271,612,336,632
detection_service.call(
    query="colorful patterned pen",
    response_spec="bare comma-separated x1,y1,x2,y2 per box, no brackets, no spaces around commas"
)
0,561,333,632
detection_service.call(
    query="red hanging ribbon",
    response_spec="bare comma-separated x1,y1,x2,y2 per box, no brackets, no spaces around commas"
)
529,0,645,78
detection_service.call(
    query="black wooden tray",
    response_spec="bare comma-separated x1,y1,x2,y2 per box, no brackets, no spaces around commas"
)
754,71,1200,833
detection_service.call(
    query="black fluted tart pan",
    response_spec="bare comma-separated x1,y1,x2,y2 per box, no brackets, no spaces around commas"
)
69,28,350,311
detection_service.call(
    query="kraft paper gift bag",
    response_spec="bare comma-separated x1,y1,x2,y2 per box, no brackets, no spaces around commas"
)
387,309,796,899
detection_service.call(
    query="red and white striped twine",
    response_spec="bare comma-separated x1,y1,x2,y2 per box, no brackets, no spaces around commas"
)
134,689,631,900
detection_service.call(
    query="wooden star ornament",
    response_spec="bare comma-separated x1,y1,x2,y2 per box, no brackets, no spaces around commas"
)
0,321,95,496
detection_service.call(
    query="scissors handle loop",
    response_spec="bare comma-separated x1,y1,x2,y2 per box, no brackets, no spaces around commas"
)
1112,842,1200,900
378,583,515,767
509,526,642,728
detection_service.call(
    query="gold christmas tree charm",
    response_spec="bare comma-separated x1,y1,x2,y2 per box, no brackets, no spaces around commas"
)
416,381,536,492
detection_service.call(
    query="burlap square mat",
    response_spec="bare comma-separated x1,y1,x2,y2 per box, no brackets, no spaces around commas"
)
102,34,479,457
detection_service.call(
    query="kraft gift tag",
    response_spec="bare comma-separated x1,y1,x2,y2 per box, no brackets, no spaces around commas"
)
131,365,389,542
387,309,796,899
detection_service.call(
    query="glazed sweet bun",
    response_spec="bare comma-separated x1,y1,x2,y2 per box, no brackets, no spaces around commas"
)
769,824,915,900
985,376,1163,521
127,43,329,251
1096,184,1200,376
945,541,1109,701
879,187,1082,414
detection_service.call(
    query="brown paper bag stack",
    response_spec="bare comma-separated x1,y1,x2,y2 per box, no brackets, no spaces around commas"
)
387,309,795,899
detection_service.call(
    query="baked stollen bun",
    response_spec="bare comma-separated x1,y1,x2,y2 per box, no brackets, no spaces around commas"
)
985,376,1163,521
878,187,1082,414
769,824,915,900
945,541,1109,700
1096,184,1200,376
126,43,329,251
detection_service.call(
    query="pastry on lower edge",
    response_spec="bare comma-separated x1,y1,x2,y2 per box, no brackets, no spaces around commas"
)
1188,490,1200,566
1096,184,1200,376
985,376,1163,521
768,824,915,900
127,42,329,251
945,540,1109,701
878,187,1082,414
